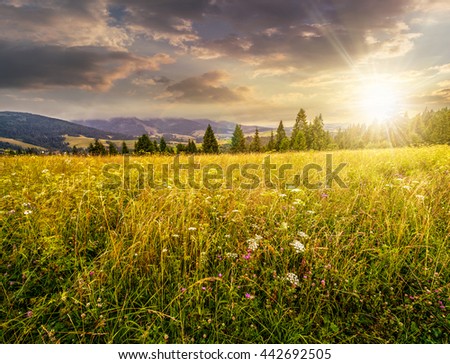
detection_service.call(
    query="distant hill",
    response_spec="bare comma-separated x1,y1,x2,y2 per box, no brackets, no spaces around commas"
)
72,117,273,141
0,112,130,150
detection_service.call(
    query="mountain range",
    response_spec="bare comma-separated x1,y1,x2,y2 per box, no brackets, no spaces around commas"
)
0,111,347,151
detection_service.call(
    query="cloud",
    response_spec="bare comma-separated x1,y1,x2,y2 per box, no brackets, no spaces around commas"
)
0,40,174,90
0,0,130,49
163,71,249,103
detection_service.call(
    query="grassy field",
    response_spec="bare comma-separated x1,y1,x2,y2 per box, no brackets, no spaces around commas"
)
0,137,45,150
1,146,449,343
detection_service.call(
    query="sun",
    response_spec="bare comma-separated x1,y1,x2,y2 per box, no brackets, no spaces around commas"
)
359,80,403,123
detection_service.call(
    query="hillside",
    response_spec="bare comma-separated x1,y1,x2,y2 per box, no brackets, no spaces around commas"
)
72,117,273,141
0,112,130,151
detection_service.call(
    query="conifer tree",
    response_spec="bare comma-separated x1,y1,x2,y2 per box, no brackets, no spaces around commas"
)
121,141,129,154
249,128,261,152
202,124,219,153
230,124,246,153
275,120,289,151
108,142,119,156
267,131,275,151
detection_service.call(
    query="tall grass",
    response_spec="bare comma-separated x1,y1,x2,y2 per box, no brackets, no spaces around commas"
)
1,146,449,343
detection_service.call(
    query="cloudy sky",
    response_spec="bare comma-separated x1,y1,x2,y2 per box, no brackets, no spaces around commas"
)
0,0,449,125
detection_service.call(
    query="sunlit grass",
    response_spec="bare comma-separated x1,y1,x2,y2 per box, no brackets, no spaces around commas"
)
1,146,449,343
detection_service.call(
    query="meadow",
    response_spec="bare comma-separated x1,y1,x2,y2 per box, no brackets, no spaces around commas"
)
1,146,449,343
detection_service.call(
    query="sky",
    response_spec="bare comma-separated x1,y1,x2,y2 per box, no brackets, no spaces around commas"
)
0,0,449,126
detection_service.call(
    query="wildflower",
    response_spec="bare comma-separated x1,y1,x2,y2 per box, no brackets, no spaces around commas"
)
245,293,253,299
415,194,425,201
290,240,305,253
243,253,251,260
298,231,309,239
181,287,186,293
247,238,259,251
188,227,197,231
41,169,49,174
225,252,238,259
26,311,33,318
8,210,15,215
89,271,94,277
402,185,411,191
279,194,287,198
162,249,168,253
306,210,315,215
289,188,302,193
218,273,223,278
225,234,231,238
24,210,32,215
285,273,300,286
231,209,239,213
321,193,329,198
22,202,31,208
81,313,86,319
172,234,180,238
321,279,326,287
201,286,206,291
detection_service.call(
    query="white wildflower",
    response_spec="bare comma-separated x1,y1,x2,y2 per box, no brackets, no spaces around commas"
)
279,194,287,198
290,240,305,253
162,249,168,253
285,273,300,286
172,234,180,238
231,209,239,213
306,210,315,215
41,169,49,174
224,234,231,239
298,231,309,239
281,222,288,230
225,252,238,259
24,210,32,215
254,234,263,241
188,227,197,231
289,188,302,193
415,194,425,201
402,185,411,191
247,238,259,251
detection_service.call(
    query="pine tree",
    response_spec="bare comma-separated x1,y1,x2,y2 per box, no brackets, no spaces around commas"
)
249,128,261,152
267,131,275,151
275,120,289,151
159,137,167,153
72,145,79,155
230,124,246,153
202,124,219,153
310,114,327,150
108,142,119,156
153,140,159,153
88,139,107,155
291,108,308,150
121,141,129,154
135,134,152,154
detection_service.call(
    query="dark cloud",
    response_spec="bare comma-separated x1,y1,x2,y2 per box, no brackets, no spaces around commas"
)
0,40,174,90
165,71,248,103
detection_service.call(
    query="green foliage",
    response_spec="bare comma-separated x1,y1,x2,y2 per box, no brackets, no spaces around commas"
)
249,128,262,152
121,141,130,154
159,137,167,153
275,121,290,151
230,125,246,153
108,142,119,156
135,134,153,154
87,139,107,156
202,124,219,154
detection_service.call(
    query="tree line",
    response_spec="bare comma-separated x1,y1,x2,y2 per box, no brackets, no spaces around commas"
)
3,107,448,155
